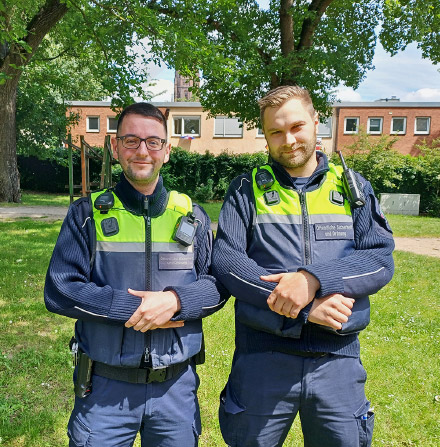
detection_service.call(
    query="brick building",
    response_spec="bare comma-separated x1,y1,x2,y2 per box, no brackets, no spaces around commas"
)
332,100,440,155
66,101,268,155
174,71,199,101
66,99,440,157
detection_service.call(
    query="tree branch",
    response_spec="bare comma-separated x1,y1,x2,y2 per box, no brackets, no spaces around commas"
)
280,0,294,57
24,0,69,63
67,0,110,67
297,0,334,51
34,46,75,62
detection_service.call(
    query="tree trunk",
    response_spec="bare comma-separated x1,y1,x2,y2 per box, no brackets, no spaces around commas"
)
0,77,21,202
0,0,69,202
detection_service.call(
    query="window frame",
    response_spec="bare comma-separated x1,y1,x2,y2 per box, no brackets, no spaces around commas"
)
214,116,243,138
256,128,265,138
86,116,100,133
107,116,118,133
367,117,383,135
414,116,430,135
390,117,407,135
172,115,201,137
317,117,332,138
344,117,359,135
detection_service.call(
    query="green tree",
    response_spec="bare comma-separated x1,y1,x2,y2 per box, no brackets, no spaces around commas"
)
16,38,108,159
149,0,440,126
0,0,154,202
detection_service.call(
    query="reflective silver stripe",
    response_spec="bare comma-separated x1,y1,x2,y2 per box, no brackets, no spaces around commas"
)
343,267,385,280
229,272,273,293
153,242,194,253
256,214,302,225
256,214,352,225
96,241,144,252
309,214,353,224
96,241,193,253
74,306,107,318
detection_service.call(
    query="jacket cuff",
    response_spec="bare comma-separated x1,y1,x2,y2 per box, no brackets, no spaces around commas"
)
298,266,344,298
299,299,314,323
165,284,200,321
107,289,141,322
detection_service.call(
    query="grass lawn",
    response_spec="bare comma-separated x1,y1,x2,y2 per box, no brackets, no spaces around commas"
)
386,214,440,238
0,191,71,207
0,215,439,446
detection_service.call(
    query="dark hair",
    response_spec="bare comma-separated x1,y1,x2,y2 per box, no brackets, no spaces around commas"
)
117,102,167,135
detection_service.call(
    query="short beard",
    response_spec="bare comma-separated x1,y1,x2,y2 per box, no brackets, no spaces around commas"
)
272,139,316,170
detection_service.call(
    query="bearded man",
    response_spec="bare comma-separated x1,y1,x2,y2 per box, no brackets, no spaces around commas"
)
212,86,394,447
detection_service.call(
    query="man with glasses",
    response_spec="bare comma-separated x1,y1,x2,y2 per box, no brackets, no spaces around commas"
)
45,102,226,446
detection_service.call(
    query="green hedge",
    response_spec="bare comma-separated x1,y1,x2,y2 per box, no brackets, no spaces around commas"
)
161,148,268,201
18,138,440,216
17,147,268,200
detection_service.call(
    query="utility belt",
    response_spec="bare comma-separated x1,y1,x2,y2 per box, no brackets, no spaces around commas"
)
70,337,203,398
94,359,191,384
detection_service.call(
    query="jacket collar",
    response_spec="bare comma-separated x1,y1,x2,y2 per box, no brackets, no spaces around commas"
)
114,174,168,217
271,151,329,190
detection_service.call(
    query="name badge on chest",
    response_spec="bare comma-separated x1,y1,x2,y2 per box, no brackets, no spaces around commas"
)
158,253,195,270
314,222,354,240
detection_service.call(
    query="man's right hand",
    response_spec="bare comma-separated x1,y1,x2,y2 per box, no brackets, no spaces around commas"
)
308,294,354,330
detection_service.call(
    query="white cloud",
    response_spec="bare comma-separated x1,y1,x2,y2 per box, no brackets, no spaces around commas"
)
135,79,174,102
353,43,440,101
334,87,362,102
401,88,440,102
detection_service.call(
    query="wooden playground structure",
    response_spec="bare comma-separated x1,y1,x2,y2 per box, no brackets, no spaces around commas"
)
63,134,114,203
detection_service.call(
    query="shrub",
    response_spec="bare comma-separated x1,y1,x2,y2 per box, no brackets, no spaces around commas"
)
162,147,267,200
333,132,440,216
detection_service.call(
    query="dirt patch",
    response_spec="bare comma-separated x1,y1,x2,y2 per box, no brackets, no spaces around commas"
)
394,237,440,258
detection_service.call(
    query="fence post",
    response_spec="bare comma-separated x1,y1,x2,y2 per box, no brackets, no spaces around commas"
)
67,134,74,204
80,136,90,197
101,135,113,189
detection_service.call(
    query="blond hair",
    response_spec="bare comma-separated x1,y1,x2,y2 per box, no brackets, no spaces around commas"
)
258,85,315,129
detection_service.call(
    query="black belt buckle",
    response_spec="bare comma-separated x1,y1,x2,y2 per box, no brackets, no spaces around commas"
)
146,367,167,383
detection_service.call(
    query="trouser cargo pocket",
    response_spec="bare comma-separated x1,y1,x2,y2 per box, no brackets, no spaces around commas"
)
219,383,246,446
355,400,374,447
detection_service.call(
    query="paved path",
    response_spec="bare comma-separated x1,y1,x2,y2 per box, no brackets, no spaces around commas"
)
0,206,68,220
1,206,439,258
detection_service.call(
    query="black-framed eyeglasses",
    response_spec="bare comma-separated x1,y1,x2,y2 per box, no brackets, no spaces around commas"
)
116,136,166,151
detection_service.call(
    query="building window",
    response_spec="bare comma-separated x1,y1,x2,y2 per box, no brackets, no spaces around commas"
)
344,117,359,134
86,116,100,132
391,117,407,134
414,117,430,135
367,117,383,135
107,117,117,133
256,128,265,138
317,118,332,138
173,116,201,137
214,116,243,138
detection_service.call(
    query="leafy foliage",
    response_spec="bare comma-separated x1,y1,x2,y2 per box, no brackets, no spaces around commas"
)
162,147,268,200
330,132,440,216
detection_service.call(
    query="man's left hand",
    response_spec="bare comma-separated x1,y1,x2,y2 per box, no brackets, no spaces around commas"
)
125,289,183,332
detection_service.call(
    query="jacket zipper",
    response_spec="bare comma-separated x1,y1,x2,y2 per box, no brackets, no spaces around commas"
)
143,196,152,366
299,188,314,350
298,190,311,265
